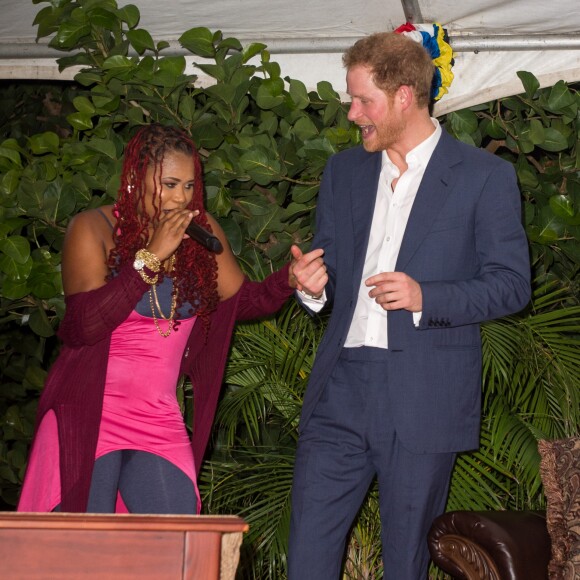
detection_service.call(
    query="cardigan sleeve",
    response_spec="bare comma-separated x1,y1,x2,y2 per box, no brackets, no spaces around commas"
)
235,262,293,321
58,263,149,347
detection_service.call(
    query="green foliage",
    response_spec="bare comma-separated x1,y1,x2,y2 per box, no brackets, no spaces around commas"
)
0,0,579,577
200,301,319,577
0,0,356,512
202,287,580,579
446,80,580,286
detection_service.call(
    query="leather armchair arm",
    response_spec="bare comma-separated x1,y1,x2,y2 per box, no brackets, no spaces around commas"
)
428,510,550,580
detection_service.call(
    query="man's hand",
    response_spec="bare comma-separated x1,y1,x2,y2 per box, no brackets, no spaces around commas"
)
289,245,328,298
365,271,422,312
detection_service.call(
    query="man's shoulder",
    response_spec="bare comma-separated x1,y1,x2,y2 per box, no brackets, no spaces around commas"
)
328,145,379,166
439,129,513,171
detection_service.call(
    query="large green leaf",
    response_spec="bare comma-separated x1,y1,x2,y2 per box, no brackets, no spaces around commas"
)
528,118,545,145
288,79,310,110
546,80,577,113
549,194,575,219
293,116,319,141
87,7,118,30
0,170,21,196
0,147,22,167
0,236,30,264
126,29,155,55
0,274,30,299
448,109,479,135
28,307,55,337
66,112,94,131
102,54,133,70
243,42,267,64
50,20,91,49
116,4,140,28
256,78,285,110
28,132,60,155
86,138,117,160
317,80,339,101
539,127,569,152
517,70,540,100
179,27,215,58
239,148,283,186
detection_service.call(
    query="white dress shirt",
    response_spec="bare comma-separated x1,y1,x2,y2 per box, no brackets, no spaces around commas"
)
344,119,442,348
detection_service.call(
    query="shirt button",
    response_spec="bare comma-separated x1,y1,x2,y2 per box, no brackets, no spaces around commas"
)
386,236,391,242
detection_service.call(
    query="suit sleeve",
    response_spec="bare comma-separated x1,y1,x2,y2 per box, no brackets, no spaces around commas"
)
297,155,337,312
419,160,531,328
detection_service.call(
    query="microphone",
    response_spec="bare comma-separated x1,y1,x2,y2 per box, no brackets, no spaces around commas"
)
185,221,223,253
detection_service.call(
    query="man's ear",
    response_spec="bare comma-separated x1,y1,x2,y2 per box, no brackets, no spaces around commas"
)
397,85,414,110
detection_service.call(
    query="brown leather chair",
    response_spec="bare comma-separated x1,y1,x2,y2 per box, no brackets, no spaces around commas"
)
428,510,551,579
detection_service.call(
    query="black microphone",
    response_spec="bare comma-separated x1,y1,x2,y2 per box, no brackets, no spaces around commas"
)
185,221,223,253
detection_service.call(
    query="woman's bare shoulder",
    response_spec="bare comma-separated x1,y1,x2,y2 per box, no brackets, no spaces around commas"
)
66,205,116,244
68,205,115,230
62,206,116,294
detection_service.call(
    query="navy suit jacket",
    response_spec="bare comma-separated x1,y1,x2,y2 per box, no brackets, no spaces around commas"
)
301,130,531,454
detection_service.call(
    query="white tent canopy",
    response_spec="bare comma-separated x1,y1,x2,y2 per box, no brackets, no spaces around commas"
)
1,0,580,114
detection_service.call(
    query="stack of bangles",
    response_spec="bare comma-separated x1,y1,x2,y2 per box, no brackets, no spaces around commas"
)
133,248,161,285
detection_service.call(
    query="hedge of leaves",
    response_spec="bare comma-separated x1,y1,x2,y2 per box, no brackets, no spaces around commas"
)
1,0,578,532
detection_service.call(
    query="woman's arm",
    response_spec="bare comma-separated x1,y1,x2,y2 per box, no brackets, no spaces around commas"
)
58,264,150,347
207,211,327,318
234,263,293,321
61,210,113,295
205,213,246,301
57,209,149,346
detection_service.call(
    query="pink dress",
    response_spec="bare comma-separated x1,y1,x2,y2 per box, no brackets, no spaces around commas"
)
18,277,200,512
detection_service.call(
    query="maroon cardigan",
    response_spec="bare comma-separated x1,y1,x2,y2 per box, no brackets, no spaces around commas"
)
26,262,292,512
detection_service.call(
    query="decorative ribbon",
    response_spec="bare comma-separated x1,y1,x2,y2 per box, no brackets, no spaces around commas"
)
394,23,455,101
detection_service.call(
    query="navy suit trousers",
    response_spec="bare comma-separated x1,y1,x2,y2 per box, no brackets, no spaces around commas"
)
288,347,456,580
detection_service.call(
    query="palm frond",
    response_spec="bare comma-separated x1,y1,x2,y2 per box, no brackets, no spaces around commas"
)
199,449,295,579
449,284,580,513
200,281,580,578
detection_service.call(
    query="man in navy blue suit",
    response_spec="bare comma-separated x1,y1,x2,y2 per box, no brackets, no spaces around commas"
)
287,32,531,578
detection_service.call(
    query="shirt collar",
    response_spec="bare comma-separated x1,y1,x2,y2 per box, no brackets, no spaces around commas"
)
381,118,442,175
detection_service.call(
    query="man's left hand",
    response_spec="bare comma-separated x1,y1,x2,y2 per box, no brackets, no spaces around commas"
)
365,271,422,312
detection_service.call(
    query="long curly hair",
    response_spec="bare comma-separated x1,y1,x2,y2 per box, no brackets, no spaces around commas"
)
109,123,219,324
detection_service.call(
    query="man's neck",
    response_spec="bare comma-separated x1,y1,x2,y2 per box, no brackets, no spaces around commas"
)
386,114,437,176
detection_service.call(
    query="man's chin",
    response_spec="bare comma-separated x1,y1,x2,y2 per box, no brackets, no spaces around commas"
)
362,139,381,153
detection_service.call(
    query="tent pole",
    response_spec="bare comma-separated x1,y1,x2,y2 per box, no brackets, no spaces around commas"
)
2,34,580,60
401,0,424,24
450,34,580,52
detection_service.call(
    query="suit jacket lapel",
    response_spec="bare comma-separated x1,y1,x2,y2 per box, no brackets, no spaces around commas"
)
396,131,462,270
349,151,382,288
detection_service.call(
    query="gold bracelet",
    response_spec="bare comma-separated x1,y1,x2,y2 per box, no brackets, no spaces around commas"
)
133,248,161,285
134,248,161,272
136,268,158,285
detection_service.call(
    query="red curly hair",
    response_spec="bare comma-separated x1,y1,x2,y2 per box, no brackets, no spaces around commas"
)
109,123,219,325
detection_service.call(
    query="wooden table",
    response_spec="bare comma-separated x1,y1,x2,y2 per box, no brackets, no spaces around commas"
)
0,512,248,579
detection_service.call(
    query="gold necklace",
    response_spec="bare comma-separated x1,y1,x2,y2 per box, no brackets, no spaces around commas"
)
148,255,177,337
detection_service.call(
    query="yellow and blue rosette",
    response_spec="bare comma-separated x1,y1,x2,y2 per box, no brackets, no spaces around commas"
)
394,22,455,102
